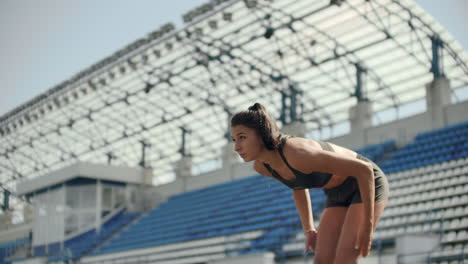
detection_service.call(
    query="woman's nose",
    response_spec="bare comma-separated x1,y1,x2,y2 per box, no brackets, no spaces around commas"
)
234,143,241,152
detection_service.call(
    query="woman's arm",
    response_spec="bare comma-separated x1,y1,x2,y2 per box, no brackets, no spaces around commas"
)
294,188,318,253
293,188,315,232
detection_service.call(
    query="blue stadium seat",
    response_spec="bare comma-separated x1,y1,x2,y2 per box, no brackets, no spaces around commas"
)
381,121,468,173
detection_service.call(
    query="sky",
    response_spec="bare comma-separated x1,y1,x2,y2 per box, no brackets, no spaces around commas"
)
0,0,467,117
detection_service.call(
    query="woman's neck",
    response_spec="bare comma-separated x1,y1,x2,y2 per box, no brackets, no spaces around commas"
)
256,148,282,165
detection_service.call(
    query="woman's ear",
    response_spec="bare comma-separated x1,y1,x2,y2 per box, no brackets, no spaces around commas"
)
255,131,266,148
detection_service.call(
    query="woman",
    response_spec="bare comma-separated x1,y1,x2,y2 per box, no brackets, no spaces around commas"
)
230,103,389,264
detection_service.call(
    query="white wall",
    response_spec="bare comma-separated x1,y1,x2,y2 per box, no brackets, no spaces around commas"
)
10,257,47,264
152,162,256,200
28,181,128,247
446,99,468,124
184,168,232,191
17,162,143,196
65,184,96,236
0,223,31,243
32,187,65,246
331,100,468,149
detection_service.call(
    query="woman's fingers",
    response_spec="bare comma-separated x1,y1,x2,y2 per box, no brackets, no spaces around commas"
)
362,240,372,257
304,241,312,253
304,229,318,253
358,236,372,257
304,242,313,252
355,236,360,250
355,230,373,257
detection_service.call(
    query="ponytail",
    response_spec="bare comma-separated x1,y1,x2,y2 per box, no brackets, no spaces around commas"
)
248,103,262,112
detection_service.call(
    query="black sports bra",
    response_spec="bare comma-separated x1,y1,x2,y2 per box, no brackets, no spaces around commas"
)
262,135,334,190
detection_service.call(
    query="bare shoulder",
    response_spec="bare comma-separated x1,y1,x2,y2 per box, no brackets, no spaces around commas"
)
253,160,273,178
282,137,361,175
281,137,322,169
284,137,356,159
283,137,322,154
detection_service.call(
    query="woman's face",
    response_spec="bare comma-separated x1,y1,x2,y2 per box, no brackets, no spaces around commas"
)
231,125,264,162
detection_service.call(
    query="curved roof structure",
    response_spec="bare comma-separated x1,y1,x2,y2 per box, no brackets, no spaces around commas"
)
1,0,468,202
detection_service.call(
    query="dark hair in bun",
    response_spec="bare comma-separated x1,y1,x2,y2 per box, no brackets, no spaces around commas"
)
231,103,281,150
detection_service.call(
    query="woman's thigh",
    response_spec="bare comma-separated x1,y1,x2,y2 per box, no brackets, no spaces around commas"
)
333,199,388,264
313,206,348,264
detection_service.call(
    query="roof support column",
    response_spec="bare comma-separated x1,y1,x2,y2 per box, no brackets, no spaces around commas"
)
430,35,445,79
282,86,306,137
349,63,373,134
349,101,373,133
426,35,451,130
23,200,33,223
425,77,451,130
139,140,154,185
282,121,306,138
95,179,102,234
2,189,10,211
175,128,192,183
0,210,12,229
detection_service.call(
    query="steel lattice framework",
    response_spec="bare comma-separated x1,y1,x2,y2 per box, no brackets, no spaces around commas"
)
1,0,468,207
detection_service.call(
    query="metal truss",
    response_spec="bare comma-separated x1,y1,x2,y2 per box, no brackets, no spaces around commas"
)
1,0,468,208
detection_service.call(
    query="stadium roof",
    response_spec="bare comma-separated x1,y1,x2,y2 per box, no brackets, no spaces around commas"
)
1,0,468,199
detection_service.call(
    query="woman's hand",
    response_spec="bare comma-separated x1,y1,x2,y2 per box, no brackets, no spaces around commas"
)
355,224,373,257
304,229,318,253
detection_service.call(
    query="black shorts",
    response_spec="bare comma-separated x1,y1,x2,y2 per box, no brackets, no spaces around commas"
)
323,154,390,208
